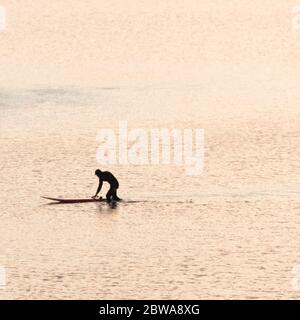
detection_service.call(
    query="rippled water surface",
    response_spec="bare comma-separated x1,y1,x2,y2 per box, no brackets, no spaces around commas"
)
0,86,299,299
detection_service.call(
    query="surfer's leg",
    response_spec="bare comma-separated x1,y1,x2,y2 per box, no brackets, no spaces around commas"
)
113,188,121,201
112,189,117,201
106,188,113,202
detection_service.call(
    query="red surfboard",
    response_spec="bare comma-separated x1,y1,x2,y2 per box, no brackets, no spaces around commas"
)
42,196,108,204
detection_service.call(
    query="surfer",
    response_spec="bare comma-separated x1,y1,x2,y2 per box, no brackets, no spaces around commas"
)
92,169,121,202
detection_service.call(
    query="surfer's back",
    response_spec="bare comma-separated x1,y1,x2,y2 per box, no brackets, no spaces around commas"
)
100,171,119,187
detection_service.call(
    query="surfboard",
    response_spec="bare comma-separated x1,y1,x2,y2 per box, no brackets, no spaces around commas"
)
42,196,108,204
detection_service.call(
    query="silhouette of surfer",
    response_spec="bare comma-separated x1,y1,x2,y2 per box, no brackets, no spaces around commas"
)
92,169,121,202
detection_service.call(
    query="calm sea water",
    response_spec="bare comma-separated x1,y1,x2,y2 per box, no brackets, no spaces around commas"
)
0,86,299,299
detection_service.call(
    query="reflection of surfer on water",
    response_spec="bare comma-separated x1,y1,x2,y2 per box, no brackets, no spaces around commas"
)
92,169,121,203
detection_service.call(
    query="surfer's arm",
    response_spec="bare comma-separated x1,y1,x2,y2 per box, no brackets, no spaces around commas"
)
95,179,103,196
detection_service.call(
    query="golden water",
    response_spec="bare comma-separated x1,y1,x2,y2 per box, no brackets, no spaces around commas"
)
0,0,300,299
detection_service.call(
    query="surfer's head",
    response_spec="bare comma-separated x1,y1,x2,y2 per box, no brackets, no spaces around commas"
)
95,169,102,177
